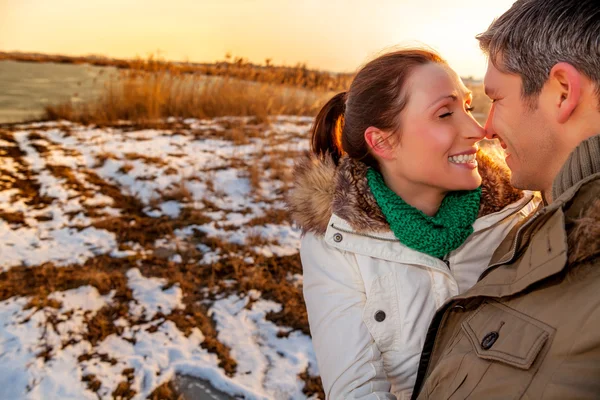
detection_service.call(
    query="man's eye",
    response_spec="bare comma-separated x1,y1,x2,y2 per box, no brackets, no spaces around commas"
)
490,99,498,103
439,112,454,119
466,106,475,112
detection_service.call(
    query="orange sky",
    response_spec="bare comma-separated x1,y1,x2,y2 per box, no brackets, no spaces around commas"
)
0,0,517,78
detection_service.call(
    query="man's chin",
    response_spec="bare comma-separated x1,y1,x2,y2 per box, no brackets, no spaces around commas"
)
509,170,539,192
507,165,527,190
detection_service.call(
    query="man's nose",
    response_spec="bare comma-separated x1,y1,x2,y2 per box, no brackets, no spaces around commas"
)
484,105,496,140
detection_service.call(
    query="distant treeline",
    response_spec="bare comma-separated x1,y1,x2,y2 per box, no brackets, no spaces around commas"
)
0,51,354,92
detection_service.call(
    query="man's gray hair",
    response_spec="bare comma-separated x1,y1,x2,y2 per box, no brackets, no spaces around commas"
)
477,0,600,106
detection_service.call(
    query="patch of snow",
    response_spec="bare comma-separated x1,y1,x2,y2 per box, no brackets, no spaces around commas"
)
160,201,182,218
209,292,317,399
127,268,184,320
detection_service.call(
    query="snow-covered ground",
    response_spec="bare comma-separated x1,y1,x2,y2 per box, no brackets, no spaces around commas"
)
0,116,320,399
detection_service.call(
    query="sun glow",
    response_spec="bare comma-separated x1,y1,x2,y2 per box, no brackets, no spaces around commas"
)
1,0,517,77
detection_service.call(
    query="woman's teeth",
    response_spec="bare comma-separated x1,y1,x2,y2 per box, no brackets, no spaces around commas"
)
449,153,476,164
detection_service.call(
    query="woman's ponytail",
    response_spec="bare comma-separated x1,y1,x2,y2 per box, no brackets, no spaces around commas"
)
310,91,346,165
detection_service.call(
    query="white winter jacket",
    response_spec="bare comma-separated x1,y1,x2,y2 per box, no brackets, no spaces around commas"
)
287,152,539,400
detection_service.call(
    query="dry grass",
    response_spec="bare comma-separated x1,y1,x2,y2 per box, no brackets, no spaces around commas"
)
0,211,26,226
38,53,493,129
149,381,182,400
159,181,193,203
466,81,491,125
93,151,119,168
44,59,333,125
8,51,494,128
2,51,352,92
123,152,167,166
247,163,262,193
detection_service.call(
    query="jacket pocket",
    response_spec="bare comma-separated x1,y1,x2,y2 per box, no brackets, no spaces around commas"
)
425,300,555,400
362,273,402,352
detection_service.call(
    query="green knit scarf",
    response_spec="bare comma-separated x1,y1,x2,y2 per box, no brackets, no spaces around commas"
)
366,169,481,258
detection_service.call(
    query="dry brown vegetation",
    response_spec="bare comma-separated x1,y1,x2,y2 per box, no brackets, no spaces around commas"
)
33,52,489,127
1,51,352,92
44,66,332,125
466,81,491,124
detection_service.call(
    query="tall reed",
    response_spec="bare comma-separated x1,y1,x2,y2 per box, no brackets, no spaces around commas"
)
45,65,332,125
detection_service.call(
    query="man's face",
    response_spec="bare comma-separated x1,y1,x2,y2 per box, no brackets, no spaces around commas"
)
483,61,558,192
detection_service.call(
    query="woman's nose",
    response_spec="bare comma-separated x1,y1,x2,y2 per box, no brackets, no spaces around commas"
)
464,116,486,140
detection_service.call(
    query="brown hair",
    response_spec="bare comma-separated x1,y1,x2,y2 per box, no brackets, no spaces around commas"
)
476,0,600,109
310,49,446,168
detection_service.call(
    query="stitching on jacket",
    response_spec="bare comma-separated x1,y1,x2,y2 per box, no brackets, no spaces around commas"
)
330,223,399,242
480,250,567,288
462,301,554,367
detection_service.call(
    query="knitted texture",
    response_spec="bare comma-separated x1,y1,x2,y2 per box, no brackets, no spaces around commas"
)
366,169,481,258
552,134,600,200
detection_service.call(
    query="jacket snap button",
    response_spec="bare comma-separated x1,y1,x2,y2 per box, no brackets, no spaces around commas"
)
333,233,343,242
481,331,499,350
374,310,386,322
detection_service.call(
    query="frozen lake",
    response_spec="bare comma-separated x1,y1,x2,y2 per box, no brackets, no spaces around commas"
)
0,60,116,123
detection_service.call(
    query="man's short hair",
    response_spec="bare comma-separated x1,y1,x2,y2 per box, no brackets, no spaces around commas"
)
477,0,600,107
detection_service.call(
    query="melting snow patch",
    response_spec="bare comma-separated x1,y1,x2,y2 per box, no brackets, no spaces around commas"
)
209,292,317,399
0,116,317,399
127,268,184,320
0,225,118,270
0,287,113,400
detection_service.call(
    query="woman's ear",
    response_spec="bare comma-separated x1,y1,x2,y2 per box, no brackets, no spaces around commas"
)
365,126,396,160
548,62,581,124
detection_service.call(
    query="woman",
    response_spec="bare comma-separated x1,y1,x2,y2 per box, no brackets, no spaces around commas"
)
287,49,539,399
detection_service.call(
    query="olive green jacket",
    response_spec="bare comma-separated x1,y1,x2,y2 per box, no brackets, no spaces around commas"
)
412,135,600,399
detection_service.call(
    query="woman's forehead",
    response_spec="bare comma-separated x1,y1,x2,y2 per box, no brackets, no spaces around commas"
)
406,63,470,104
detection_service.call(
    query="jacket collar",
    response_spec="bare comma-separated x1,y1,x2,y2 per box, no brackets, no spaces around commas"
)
552,133,600,200
465,173,600,299
287,149,525,236
324,214,453,276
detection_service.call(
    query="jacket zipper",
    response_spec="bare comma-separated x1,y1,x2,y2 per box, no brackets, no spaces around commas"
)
443,258,451,270
478,209,543,281
330,223,399,242
411,302,454,400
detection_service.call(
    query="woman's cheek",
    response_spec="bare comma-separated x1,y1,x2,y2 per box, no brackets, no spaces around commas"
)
425,128,453,154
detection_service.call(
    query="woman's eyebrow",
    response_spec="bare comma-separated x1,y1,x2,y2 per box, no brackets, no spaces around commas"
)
428,91,471,109
428,94,457,109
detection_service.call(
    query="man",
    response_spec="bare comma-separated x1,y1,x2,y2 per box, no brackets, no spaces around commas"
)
411,0,600,398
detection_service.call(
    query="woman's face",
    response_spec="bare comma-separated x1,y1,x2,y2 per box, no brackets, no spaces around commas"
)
384,63,485,194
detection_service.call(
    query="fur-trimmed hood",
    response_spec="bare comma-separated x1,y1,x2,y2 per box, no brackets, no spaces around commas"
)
287,150,525,236
567,197,600,265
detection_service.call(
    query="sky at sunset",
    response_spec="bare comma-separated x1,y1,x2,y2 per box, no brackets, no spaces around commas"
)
1,0,517,78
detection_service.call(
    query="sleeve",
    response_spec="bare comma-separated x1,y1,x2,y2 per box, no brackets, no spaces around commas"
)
300,233,396,400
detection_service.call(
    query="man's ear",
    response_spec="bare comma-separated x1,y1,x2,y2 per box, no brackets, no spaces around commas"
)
548,62,582,124
365,126,396,160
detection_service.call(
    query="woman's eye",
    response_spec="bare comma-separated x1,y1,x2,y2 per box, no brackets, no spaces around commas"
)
439,112,454,119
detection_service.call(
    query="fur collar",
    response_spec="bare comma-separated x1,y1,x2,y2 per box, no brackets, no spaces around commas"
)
567,198,600,265
287,150,524,236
